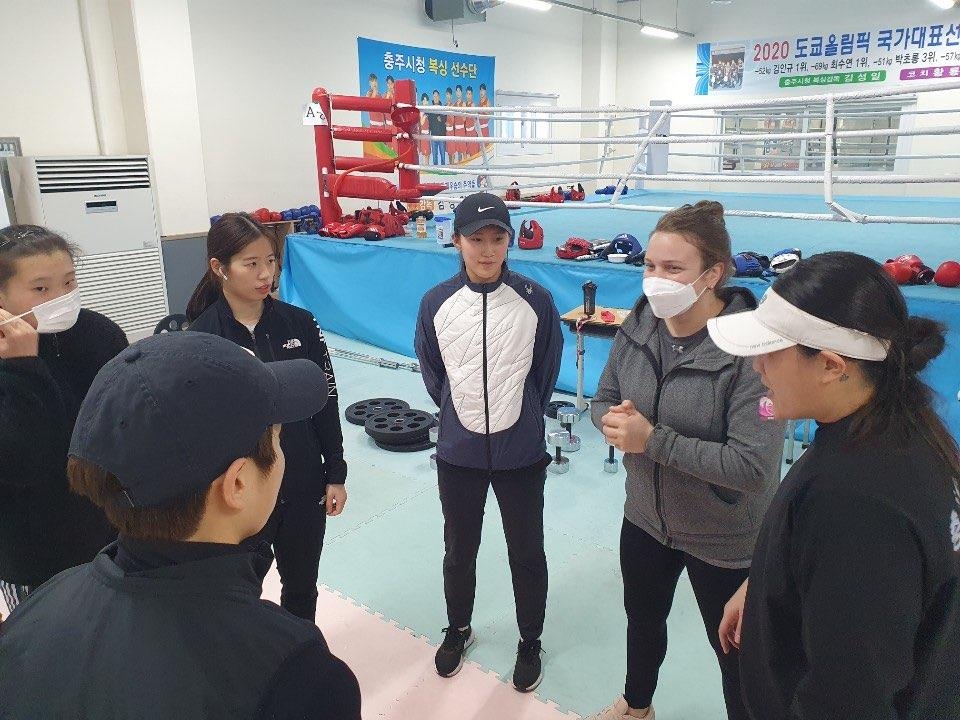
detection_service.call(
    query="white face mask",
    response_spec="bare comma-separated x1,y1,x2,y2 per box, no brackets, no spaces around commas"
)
642,268,710,319
0,288,82,334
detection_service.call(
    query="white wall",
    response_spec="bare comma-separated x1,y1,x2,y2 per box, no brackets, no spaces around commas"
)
0,0,101,156
130,0,210,235
615,0,960,197
188,0,584,214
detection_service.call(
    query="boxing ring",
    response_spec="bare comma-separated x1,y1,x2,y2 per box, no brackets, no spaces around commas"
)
282,80,960,438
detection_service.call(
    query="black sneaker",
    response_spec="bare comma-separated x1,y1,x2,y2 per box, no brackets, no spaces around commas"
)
512,638,543,692
435,626,475,677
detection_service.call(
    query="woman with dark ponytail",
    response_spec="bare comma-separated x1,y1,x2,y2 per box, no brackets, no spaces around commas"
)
187,213,348,622
710,251,960,720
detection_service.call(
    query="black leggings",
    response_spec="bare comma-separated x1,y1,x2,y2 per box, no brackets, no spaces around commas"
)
437,463,548,642
262,495,327,621
621,518,749,719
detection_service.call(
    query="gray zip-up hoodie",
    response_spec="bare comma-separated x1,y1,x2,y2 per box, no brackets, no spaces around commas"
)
592,287,784,567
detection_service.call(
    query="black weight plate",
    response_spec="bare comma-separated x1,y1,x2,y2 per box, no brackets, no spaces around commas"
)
364,409,436,445
345,397,410,426
545,400,570,420
373,438,436,453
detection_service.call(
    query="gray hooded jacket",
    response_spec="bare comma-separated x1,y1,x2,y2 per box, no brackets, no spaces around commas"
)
592,287,785,567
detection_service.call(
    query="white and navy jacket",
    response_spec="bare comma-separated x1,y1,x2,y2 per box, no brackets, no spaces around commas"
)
415,264,563,472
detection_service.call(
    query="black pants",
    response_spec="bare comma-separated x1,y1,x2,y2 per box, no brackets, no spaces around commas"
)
261,495,327,621
621,518,749,719
437,462,548,642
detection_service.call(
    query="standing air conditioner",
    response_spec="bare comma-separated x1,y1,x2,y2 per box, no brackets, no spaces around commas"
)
9,155,169,338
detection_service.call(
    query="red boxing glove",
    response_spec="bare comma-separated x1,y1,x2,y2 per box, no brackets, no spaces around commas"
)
883,260,915,285
934,260,960,288
556,237,594,260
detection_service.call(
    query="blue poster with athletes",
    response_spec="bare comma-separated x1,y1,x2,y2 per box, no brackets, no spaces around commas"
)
357,37,496,168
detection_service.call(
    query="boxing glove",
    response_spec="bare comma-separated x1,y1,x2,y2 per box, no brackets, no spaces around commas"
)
894,254,935,284
934,261,960,288
883,260,915,285
733,252,765,278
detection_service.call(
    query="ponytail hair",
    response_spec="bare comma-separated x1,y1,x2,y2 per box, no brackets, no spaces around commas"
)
774,251,960,481
185,213,275,321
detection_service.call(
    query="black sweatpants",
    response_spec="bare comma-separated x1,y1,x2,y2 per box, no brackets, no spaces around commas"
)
437,461,548,642
621,518,750,719
261,494,328,621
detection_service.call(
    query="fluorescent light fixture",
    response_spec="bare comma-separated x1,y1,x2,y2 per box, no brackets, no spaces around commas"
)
502,0,552,10
929,0,956,8
641,25,680,39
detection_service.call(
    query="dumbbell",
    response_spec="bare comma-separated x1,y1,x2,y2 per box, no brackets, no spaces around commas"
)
556,406,581,453
429,426,439,470
603,445,619,473
547,431,570,474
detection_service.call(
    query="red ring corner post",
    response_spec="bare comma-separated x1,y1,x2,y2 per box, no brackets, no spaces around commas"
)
311,80,447,223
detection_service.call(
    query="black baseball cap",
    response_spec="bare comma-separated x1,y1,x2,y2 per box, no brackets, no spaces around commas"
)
453,192,514,240
69,331,328,508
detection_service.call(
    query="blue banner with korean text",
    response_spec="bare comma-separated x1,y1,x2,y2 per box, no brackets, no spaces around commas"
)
357,36,496,168
696,22,960,95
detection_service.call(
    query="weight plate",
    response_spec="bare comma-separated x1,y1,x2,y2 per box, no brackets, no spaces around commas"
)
545,400,571,420
345,397,410,426
364,409,436,445
373,437,436,453
365,410,435,445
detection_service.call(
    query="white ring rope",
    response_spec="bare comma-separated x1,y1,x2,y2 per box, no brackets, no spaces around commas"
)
413,124,960,145
399,80,960,225
416,79,960,115
412,164,960,184
427,197,960,225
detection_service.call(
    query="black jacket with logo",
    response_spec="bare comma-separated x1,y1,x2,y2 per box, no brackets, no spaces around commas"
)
741,414,960,720
189,295,346,498
0,309,126,586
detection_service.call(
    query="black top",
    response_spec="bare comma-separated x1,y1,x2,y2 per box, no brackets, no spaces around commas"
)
113,536,362,720
189,295,346,498
0,309,127,585
428,112,446,136
741,414,960,720
656,321,709,375
0,539,361,719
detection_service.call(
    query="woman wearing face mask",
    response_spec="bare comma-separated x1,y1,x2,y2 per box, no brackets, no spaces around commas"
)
587,202,785,720
712,252,960,720
186,213,347,623
0,225,126,614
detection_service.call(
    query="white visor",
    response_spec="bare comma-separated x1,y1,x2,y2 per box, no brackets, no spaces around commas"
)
707,288,890,361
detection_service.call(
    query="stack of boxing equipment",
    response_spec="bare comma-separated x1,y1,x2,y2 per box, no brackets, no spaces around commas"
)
883,254,936,286
595,183,629,195
505,182,521,202
518,220,544,250
531,187,566,204
732,248,802,279
320,204,406,241
563,184,586,202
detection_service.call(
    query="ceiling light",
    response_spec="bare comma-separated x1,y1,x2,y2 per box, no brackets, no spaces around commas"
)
502,0,552,10
641,25,680,39
929,0,957,7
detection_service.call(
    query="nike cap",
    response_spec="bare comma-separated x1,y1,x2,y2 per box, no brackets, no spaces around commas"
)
453,192,515,240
